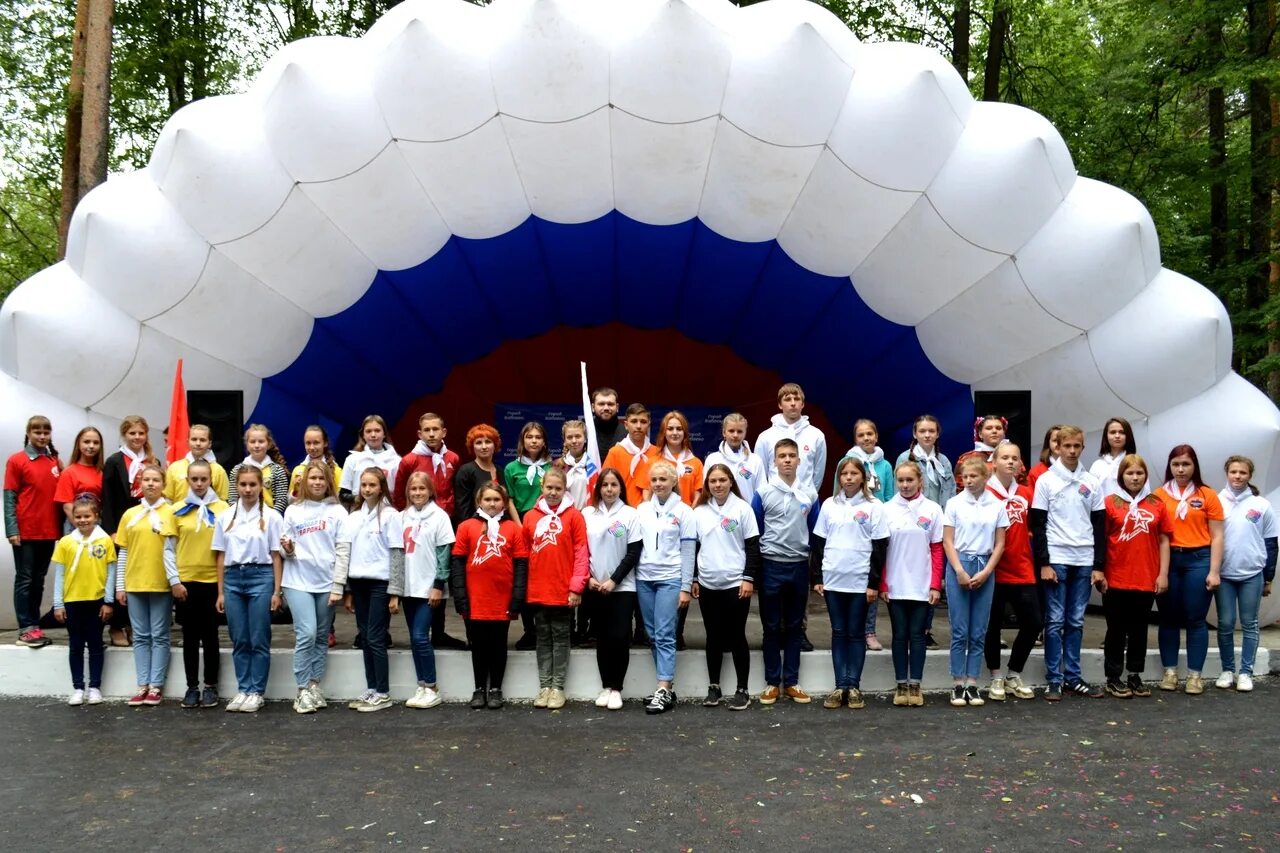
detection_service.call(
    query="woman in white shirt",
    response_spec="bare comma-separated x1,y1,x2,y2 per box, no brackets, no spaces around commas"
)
1215,456,1278,692
213,465,285,714
582,468,643,711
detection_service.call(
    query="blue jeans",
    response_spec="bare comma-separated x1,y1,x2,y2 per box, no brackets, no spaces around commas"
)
758,559,808,687
403,597,438,685
1158,547,1213,671
283,587,331,688
1215,573,1263,675
865,595,878,636
1042,564,1091,684
126,591,172,687
888,598,929,683
350,578,391,694
825,590,869,689
636,577,680,682
222,564,274,695
945,554,996,680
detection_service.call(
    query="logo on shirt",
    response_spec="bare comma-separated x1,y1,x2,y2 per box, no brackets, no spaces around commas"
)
1247,509,1262,524
738,464,753,480
90,543,107,559
295,520,329,537
473,534,507,564
1004,496,1028,525
1190,498,1204,510
606,520,627,538
1117,508,1156,542
1077,483,1093,500
531,515,563,553
916,516,932,531
719,516,739,533
854,511,870,526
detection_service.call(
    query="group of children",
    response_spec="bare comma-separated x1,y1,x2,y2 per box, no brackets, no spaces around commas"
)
4,383,1275,713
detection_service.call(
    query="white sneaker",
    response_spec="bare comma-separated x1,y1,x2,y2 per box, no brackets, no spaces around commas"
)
1216,671,1235,690
241,693,264,713
226,692,248,712
1004,673,1035,700
607,689,623,711
404,686,427,709
348,689,375,710
419,686,442,708
293,690,317,714
307,685,327,709
595,689,611,708
1236,673,1254,692
86,688,103,705
68,689,85,706
358,693,393,712
987,677,1006,702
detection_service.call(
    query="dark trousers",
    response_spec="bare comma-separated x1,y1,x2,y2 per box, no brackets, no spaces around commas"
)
465,618,510,690
758,558,808,687
888,598,929,683
349,578,390,694
12,540,54,631
984,582,1043,674
175,580,221,688
65,600,105,689
593,590,635,690
432,604,454,643
699,587,751,690
1104,588,1155,679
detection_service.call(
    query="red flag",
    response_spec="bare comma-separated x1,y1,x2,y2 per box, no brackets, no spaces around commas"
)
167,359,189,465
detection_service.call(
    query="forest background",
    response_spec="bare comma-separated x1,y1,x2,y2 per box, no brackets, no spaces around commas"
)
1,0,1277,396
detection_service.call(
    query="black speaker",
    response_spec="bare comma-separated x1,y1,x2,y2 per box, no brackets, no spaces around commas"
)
187,390,244,469
972,390,1032,463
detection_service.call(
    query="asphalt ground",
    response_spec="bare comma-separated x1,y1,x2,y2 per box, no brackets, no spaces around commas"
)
1,682,1276,851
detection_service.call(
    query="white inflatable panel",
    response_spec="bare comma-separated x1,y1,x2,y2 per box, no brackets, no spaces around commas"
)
0,265,137,407
0,372,94,452
610,0,733,123
397,119,530,239
299,146,451,271
1016,178,1161,330
148,96,295,244
827,42,972,192
257,37,389,182
215,186,376,318
777,149,917,277
611,111,717,225
488,0,610,122
916,259,1079,383
853,196,1006,325
699,120,822,242
1089,269,1231,414
370,3,496,142
502,110,613,223
927,102,1076,254
64,171,210,321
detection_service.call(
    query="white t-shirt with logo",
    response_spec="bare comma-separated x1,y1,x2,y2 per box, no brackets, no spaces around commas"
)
881,494,944,602
692,493,760,591
283,500,348,593
813,492,888,594
583,501,642,593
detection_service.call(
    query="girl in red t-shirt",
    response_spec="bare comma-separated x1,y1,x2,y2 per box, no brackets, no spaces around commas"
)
55,427,105,523
4,415,62,647
524,468,589,710
1097,454,1171,698
982,442,1042,701
450,481,528,710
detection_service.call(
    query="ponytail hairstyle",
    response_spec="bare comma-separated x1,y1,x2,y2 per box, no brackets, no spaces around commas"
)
244,423,287,468
403,470,437,507
186,458,213,482
21,414,59,458
69,426,104,470
118,415,156,463
358,466,392,531
647,460,680,499
907,414,941,457
354,415,391,452
303,425,337,466
973,415,1008,447
70,492,101,518
834,456,873,501
228,464,267,531
1224,455,1259,496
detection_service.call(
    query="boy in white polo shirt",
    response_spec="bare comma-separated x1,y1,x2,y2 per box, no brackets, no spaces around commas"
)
751,439,819,704
1029,424,1106,701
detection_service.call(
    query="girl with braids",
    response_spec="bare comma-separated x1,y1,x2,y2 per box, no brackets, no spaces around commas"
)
214,465,285,713
5,415,62,648
228,424,290,514
289,424,343,502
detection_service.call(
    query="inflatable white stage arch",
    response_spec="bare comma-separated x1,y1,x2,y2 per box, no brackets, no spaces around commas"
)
3,0,1279,625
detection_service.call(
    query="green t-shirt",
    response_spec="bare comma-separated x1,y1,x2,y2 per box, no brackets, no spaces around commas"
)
503,458,548,513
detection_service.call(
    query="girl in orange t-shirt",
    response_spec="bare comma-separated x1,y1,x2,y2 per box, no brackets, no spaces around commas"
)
1097,454,1171,698
644,410,703,650
1153,444,1224,695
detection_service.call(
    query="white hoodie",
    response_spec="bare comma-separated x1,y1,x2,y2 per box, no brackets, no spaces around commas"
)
755,413,827,494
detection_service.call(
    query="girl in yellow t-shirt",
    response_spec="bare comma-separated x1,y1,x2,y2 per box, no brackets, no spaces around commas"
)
112,464,178,707
289,424,343,503
52,495,116,706
166,459,230,709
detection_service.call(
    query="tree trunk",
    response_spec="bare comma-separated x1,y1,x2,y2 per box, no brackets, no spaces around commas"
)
953,0,971,83
983,0,1010,102
78,0,113,203
1267,0,1279,401
1208,14,1228,277
56,0,92,260
1247,0,1273,385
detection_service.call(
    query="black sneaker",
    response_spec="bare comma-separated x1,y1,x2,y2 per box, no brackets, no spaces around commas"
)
1127,673,1152,698
515,634,537,651
1044,682,1063,702
486,689,505,709
385,636,395,649
800,635,815,653
924,632,940,651
632,630,650,647
726,689,751,711
351,634,364,649
676,635,687,652
181,688,200,709
964,685,984,706
433,633,468,650
469,689,487,710
702,685,723,707
1066,680,1104,698
1105,679,1132,699
200,686,220,708
645,687,675,715
950,685,966,706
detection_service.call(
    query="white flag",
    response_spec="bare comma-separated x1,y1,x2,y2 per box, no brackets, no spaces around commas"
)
580,361,601,480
